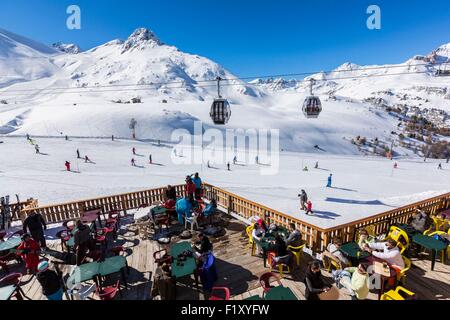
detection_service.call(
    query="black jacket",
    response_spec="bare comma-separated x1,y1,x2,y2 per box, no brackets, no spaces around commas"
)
198,236,213,254
37,270,62,296
165,187,177,200
304,269,326,300
23,213,46,233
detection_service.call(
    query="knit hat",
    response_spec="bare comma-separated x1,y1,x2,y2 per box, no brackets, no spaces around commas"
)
37,260,49,272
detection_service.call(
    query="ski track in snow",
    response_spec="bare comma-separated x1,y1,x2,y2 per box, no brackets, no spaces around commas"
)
1,137,448,228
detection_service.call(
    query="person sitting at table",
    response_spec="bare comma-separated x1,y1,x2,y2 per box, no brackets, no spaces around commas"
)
257,217,268,232
408,209,431,234
193,232,213,258
17,233,41,274
326,237,351,268
304,260,330,300
357,229,374,249
202,199,217,219
363,239,405,269
332,263,370,300
286,222,303,247
271,233,290,267
165,185,177,201
251,222,265,255
73,220,93,266
197,251,218,294
36,260,63,300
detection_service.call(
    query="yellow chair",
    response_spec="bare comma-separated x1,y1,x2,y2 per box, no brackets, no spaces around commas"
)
287,244,305,267
268,253,291,278
429,230,450,262
424,217,441,235
380,286,415,300
397,256,411,284
387,226,410,254
246,225,254,252
322,251,343,272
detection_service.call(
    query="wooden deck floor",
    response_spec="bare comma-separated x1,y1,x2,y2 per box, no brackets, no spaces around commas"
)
5,212,450,300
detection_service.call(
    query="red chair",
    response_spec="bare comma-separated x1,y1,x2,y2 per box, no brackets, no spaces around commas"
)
111,246,124,256
209,287,230,300
259,272,282,297
63,220,75,232
153,249,173,266
96,280,121,300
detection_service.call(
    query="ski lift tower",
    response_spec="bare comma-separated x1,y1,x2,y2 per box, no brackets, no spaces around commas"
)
129,118,137,140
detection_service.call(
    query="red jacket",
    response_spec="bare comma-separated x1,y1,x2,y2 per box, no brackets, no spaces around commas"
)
185,182,196,195
307,202,313,210
17,238,40,271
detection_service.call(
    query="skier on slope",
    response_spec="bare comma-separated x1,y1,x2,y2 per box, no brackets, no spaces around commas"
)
227,162,231,171
255,155,259,164
85,156,91,163
35,144,40,154
394,162,398,169
149,154,152,164
326,174,333,188
76,149,80,159
305,200,314,215
132,147,136,155
65,161,71,172
298,190,308,211
315,161,319,169
438,163,442,170
131,158,136,166
233,155,237,165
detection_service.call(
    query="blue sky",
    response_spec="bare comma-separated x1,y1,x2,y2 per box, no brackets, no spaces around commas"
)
1,0,449,77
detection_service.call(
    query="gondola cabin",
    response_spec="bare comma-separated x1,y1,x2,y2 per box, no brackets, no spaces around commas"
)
210,98,231,125
302,96,322,119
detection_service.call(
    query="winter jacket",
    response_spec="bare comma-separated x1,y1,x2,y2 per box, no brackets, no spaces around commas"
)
300,192,308,202
368,242,405,269
307,202,313,211
23,213,46,233
198,236,213,254
185,182,196,196
286,230,302,247
191,176,202,189
37,269,62,296
304,269,326,300
410,211,428,233
346,267,370,300
165,187,177,200
74,224,91,248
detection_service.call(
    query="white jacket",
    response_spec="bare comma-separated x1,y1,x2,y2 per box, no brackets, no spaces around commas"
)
369,242,405,269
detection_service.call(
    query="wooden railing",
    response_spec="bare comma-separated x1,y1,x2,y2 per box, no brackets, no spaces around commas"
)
203,183,450,252
19,185,185,224
0,199,37,222
16,181,450,254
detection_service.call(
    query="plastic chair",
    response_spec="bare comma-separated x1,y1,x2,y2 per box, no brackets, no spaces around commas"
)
268,253,291,278
56,229,71,252
259,272,282,298
0,272,25,300
153,249,172,266
387,226,410,247
322,250,343,272
209,287,230,300
429,230,450,262
397,256,411,284
96,280,121,300
287,244,305,267
185,214,199,232
380,286,415,300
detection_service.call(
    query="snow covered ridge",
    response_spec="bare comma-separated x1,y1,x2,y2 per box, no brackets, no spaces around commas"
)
0,27,449,156
52,42,81,54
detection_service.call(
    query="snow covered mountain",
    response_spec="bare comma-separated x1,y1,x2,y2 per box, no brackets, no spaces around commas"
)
0,27,449,156
0,28,58,88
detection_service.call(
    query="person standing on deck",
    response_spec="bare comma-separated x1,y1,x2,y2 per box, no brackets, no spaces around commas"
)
326,174,333,188
191,173,202,200
23,210,47,250
36,260,63,300
185,176,196,200
73,220,93,266
17,234,40,274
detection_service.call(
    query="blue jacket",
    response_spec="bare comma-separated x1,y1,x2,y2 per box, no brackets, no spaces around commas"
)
202,204,216,217
176,198,192,216
192,176,202,189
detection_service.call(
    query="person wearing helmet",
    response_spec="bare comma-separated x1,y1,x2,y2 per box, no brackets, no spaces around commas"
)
17,233,40,274
36,260,63,300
